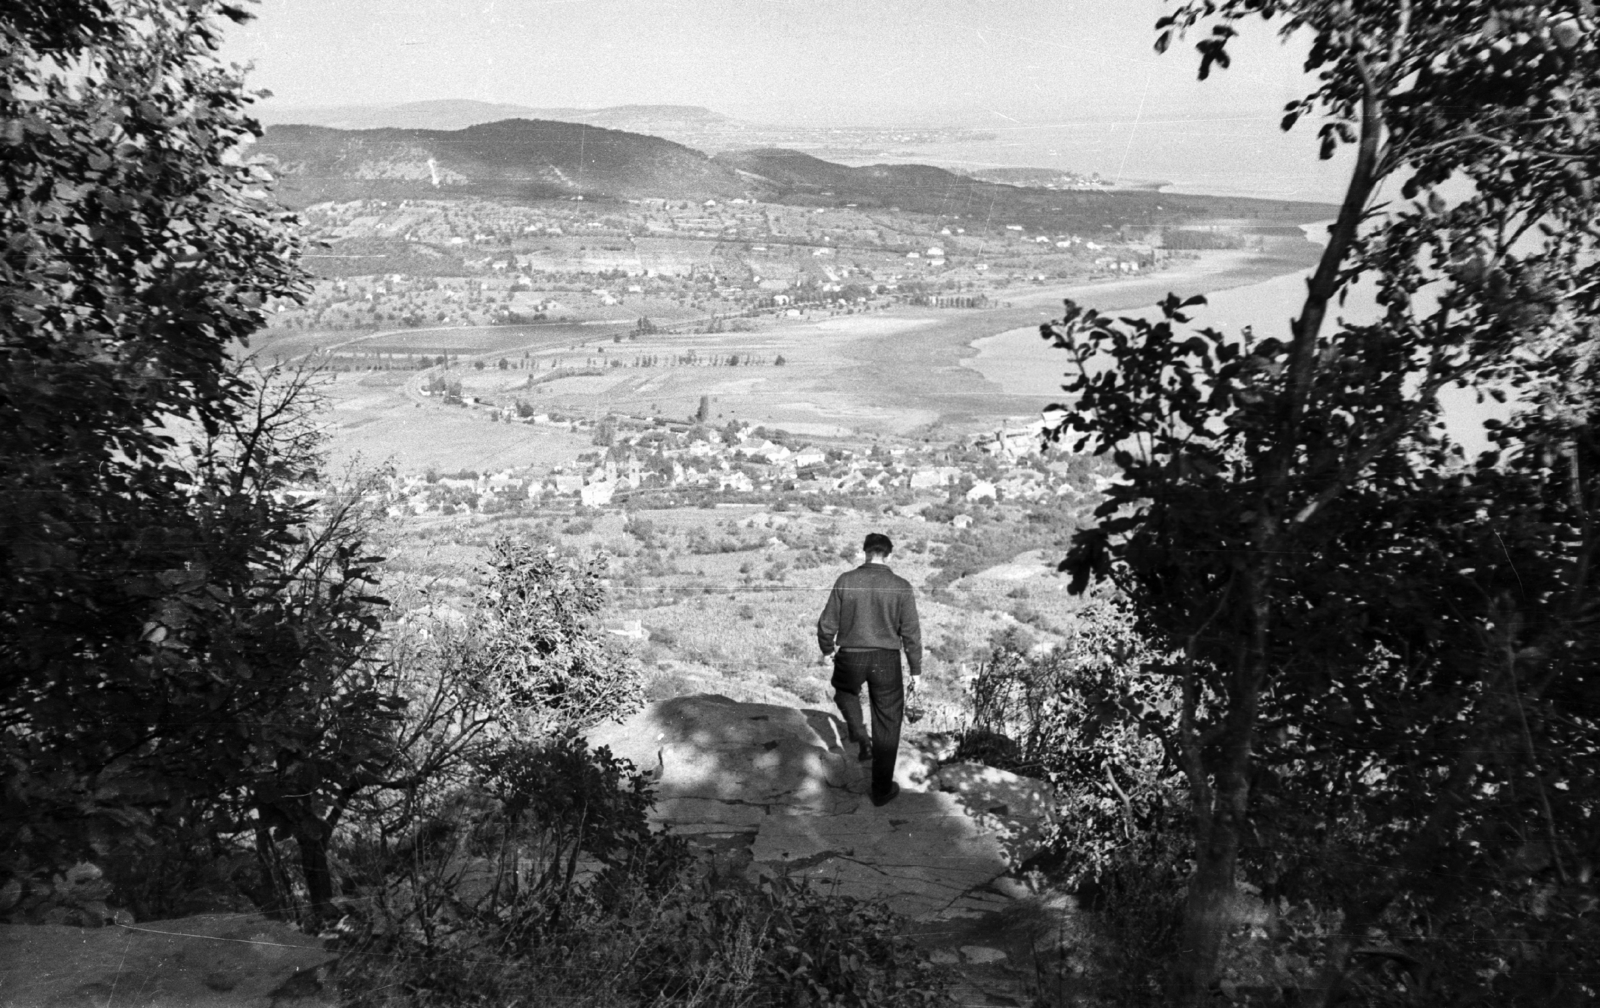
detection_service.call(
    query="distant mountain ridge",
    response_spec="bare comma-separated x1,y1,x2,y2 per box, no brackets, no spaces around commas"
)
259,99,735,134
256,118,1340,230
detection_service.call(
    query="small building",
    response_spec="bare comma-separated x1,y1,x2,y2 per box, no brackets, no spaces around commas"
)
580,480,616,506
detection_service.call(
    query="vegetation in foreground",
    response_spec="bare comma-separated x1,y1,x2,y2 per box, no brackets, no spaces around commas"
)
1037,1,1600,1005
5,2,1599,1008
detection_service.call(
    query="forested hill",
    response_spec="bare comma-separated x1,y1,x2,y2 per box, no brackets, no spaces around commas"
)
256,119,766,205
712,147,1339,229
258,119,1338,230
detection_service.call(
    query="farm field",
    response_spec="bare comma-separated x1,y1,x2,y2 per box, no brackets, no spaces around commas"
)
296,237,1321,476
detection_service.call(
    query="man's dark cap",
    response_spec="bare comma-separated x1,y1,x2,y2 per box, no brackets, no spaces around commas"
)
863,532,893,556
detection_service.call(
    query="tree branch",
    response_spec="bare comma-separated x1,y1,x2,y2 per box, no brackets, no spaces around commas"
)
1284,41,1388,476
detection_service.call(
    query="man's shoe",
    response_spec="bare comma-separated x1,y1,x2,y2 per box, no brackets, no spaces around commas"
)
870,782,901,807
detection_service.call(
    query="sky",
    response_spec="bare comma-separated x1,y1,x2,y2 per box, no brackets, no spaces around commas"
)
222,0,1352,200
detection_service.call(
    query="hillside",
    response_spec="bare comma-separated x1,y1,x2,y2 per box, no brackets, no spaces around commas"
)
257,119,770,205
714,148,1337,230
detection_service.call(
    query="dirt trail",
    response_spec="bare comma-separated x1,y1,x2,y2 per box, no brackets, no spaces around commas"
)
588,693,1087,1006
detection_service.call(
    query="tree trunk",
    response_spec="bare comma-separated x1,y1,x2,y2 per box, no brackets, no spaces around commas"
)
1177,815,1241,1004
1174,576,1267,1005
295,822,336,924
251,822,294,921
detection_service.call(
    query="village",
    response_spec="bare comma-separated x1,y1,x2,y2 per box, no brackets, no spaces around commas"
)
263,194,1174,339
365,410,1104,518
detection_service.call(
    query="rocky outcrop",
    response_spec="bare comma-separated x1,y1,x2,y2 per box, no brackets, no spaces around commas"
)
586,693,1056,921
0,862,129,929
0,914,336,1008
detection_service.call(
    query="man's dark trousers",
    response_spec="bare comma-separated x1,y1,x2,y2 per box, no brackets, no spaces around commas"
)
831,648,904,797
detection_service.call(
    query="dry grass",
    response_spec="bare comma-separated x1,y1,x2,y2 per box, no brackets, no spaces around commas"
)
374,503,1091,729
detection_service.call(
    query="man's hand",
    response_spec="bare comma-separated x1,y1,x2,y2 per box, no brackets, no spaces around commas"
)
818,650,833,667
906,674,919,698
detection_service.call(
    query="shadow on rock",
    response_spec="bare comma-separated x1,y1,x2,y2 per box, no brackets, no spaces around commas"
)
586,693,1056,921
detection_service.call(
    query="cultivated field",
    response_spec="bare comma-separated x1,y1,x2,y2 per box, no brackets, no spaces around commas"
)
287,236,1320,476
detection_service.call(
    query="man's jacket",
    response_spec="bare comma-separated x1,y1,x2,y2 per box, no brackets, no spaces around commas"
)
816,563,922,674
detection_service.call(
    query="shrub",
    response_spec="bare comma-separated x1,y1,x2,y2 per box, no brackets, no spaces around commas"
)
774,670,826,704
960,602,1181,887
951,601,1189,1002
462,539,643,736
1012,604,1047,628
333,737,953,1008
920,502,965,524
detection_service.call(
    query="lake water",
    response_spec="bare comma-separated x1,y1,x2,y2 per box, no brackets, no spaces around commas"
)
831,120,1355,203
964,260,1507,456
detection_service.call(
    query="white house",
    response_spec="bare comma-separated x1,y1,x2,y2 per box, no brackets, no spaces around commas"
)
607,619,646,640
742,440,792,463
580,480,616,506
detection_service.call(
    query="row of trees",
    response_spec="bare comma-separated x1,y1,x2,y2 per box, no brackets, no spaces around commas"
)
1042,2,1599,1004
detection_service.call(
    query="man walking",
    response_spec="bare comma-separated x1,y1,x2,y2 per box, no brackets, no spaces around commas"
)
816,533,921,807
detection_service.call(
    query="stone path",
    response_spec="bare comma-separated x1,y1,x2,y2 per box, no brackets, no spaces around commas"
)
587,693,1081,1006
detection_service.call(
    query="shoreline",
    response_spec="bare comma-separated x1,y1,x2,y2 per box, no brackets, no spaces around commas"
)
832,237,1327,427
963,267,1317,399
